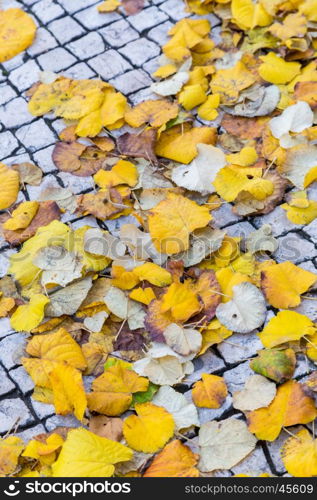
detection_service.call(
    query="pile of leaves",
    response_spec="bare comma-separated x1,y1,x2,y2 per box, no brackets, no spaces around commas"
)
1,1,317,478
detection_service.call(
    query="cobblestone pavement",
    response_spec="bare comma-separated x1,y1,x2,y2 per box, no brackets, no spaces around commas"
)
0,0,317,477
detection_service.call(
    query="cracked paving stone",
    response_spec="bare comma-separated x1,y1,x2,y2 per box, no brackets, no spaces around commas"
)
88,50,132,80
217,332,263,365
184,391,233,425
231,445,271,476
66,32,105,60
275,232,316,264
0,367,15,397
17,424,46,442
10,366,35,395
223,361,254,394
0,334,27,370
184,350,225,385
45,414,83,432
0,398,34,433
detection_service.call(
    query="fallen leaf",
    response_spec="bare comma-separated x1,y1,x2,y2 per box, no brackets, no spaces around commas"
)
117,128,158,164
0,8,36,62
45,276,93,317
51,428,132,477
0,436,24,476
49,363,87,421
123,402,175,453
89,416,123,441
216,282,267,333
163,323,202,357
143,440,199,477
250,348,296,383
199,418,257,472
281,428,317,477
10,294,49,332
261,261,316,308
258,310,316,348
192,374,227,409
248,380,317,441
125,100,179,128
232,375,276,411
0,163,20,210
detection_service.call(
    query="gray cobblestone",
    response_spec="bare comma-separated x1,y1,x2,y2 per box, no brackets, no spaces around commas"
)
66,33,105,60
33,145,58,173
217,332,263,365
147,21,174,44
45,414,83,431
0,98,34,129
48,16,86,45
75,5,121,30
223,361,254,394
130,7,168,32
0,367,15,396
88,50,132,80
304,218,317,245
119,39,160,66
38,47,77,72
27,27,58,57
9,60,41,92
253,206,302,236
32,400,55,420
58,172,94,194
32,0,65,24
100,20,139,48
17,424,46,442
231,445,271,475
0,131,19,160
0,83,17,106
64,62,96,80
110,69,152,94
15,119,56,151
57,0,99,15
10,367,35,395
184,350,225,385
0,334,27,370
212,203,242,228
0,398,34,433
275,232,316,264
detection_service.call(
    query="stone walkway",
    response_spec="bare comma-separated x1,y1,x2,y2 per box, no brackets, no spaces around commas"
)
0,0,317,476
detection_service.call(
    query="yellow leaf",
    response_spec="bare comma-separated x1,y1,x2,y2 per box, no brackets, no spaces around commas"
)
0,8,36,62
133,263,172,287
98,0,121,12
0,163,20,210
0,436,24,476
0,294,15,318
125,100,179,128
281,200,317,224
261,261,317,309
248,380,317,441
148,193,211,254
94,160,138,189
22,433,64,466
258,53,301,84
231,0,272,30
197,94,220,120
200,319,232,354
87,362,149,416
161,281,201,322
49,364,87,421
143,440,199,477
163,19,209,61
258,311,316,348
129,287,156,305
153,64,177,78
299,0,317,22
210,61,256,104
111,265,140,290
10,294,49,332
100,90,127,129
213,166,274,202
155,123,216,164
192,374,227,408
26,327,87,371
269,13,307,41
3,201,39,230
52,428,132,477
75,110,102,137
123,403,175,453
226,147,258,167
9,220,70,287
281,428,317,477
178,84,207,110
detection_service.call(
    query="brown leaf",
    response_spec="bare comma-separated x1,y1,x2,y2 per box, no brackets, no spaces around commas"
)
221,114,269,140
294,81,317,109
59,125,78,142
52,142,107,177
76,188,126,220
89,415,123,441
12,162,43,186
117,128,158,165
122,0,145,15
1,201,60,246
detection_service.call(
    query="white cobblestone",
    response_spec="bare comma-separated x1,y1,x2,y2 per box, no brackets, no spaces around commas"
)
100,19,139,48
0,131,19,160
0,367,15,396
75,5,121,30
0,398,34,433
37,47,77,72
48,16,86,45
66,33,105,60
27,27,58,57
0,83,17,106
32,0,65,24
9,60,41,92
217,332,263,365
88,50,132,80
128,7,168,32
0,98,34,129
110,69,152,94
119,38,160,66
15,119,56,151
0,334,27,370
10,367,35,395
275,232,316,264
147,21,174,44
